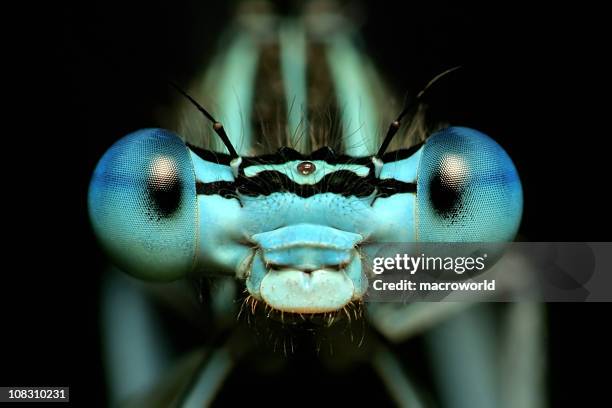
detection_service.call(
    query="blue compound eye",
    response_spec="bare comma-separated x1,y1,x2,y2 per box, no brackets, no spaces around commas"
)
416,127,523,242
88,128,197,280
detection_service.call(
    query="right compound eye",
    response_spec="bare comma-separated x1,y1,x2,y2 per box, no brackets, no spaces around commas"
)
416,127,523,242
88,128,198,281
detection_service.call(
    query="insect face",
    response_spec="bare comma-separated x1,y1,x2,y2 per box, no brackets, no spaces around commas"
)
89,126,522,313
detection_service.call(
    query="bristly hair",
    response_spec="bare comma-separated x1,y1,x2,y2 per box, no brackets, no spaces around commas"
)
162,29,431,158
236,291,367,355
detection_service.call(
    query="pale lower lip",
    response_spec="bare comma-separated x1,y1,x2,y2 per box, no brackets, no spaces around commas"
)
259,269,354,313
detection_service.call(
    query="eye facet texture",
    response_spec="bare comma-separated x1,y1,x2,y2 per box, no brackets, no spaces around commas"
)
416,127,523,242
88,129,197,280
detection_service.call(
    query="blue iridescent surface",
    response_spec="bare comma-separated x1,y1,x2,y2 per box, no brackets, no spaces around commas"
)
88,129,197,280
416,127,523,242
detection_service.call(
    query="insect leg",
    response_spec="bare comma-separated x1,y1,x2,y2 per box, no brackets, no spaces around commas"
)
179,348,234,408
371,342,426,407
177,326,254,408
367,302,472,343
101,269,172,405
498,302,545,408
425,304,498,408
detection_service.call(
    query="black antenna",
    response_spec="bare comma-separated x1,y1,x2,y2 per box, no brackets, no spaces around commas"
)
168,81,239,159
375,66,461,159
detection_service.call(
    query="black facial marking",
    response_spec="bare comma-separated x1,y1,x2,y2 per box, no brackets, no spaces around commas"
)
375,179,417,198
187,145,422,200
196,181,238,200
236,170,376,198
196,171,416,199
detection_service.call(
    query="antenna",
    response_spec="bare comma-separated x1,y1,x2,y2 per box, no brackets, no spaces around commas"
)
168,81,240,159
374,66,462,160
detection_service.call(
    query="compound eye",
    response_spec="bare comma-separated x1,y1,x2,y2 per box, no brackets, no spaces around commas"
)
416,127,523,242
88,128,197,280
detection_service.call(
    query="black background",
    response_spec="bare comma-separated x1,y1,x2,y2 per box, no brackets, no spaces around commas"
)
4,0,609,406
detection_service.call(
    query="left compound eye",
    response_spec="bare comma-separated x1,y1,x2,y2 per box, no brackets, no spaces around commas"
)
416,126,523,241
88,128,198,281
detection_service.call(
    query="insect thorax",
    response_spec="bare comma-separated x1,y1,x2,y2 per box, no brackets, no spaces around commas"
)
165,2,427,158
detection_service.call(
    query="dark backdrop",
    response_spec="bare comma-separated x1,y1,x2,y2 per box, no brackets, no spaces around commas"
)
4,0,608,406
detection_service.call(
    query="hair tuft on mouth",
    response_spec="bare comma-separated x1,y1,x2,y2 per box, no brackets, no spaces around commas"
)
238,294,364,327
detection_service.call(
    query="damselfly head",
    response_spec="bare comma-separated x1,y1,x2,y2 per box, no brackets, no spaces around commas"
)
88,3,523,318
